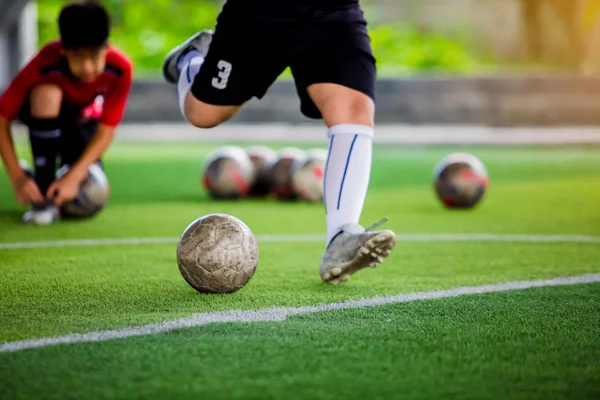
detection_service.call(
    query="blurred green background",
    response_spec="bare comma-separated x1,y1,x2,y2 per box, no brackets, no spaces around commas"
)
37,0,600,77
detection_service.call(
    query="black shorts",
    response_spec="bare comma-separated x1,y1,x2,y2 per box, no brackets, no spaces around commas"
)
18,99,99,166
191,1,376,119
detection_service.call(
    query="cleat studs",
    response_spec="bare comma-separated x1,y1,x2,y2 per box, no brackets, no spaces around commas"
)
377,256,384,263
361,247,370,255
331,267,342,276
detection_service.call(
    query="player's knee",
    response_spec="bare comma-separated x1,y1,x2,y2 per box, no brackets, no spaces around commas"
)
30,84,63,118
186,112,227,129
308,84,375,127
321,97,374,127
184,96,237,129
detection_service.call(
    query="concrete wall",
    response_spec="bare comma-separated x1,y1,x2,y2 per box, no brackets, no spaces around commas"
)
123,76,600,126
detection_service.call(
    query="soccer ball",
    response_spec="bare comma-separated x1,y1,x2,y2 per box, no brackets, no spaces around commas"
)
57,163,110,218
291,148,327,202
177,213,259,294
202,146,254,199
246,145,277,197
433,152,489,209
268,147,307,200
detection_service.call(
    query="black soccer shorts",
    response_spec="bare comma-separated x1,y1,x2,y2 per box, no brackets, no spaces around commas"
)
191,2,376,119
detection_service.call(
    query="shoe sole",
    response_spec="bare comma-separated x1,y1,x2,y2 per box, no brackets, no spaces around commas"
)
322,230,397,284
162,30,213,84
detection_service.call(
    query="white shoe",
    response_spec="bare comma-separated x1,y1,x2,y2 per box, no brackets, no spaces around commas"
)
23,205,60,226
319,218,397,284
162,29,214,84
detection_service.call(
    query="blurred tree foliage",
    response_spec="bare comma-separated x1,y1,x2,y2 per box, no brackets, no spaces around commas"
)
38,0,476,77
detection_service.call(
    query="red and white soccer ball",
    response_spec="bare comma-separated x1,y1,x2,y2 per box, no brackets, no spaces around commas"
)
268,147,307,200
202,146,255,200
246,145,278,197
291,148,327,202
433,152,489,209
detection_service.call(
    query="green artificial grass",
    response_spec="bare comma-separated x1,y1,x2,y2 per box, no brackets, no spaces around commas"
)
1,284,598,400
0,142,599,399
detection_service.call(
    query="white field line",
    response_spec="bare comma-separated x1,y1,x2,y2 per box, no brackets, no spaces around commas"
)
1,274,598,353
1,233,600,250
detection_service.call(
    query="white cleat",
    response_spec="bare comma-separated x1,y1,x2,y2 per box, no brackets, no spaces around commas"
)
22,205,60,226
162,29,213,84
319,218,397,284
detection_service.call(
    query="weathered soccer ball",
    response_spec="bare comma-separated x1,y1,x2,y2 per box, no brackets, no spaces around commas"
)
177,213,259,294
202,146,254,199
268,147,307,200
246,145,277,197
433,152,489,209
291,148,327,202
56,163,110,218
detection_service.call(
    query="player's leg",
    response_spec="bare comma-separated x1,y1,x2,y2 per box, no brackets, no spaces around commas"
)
308,84,396,284
163,30,240,128
291,19,396,284
163,1,287,129
21,83,63,225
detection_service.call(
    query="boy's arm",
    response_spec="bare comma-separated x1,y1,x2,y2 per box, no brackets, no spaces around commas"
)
0,117,44,204
47,63,132,205
0,54,45,204
0,117,24,182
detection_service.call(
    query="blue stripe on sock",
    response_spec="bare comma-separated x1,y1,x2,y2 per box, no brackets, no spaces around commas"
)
186,63,192,83
336,134,358,210
323,134,335,215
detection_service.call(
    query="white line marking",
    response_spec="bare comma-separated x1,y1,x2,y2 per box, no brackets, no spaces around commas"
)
1,274,598,353
1,234,599,250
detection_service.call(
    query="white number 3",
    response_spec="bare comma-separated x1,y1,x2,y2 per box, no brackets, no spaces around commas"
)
212,60,232,90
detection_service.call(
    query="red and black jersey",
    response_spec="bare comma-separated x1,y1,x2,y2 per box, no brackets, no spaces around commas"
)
0,40,133,127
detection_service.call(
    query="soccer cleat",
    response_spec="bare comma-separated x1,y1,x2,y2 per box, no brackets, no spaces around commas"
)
320,218,397,284
162,29,214,84
22,204,60,226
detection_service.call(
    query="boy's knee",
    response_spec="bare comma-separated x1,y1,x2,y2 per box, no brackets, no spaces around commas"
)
30,84,63,118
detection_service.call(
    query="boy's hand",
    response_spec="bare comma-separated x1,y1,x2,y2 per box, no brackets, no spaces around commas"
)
12,174,44,205
46,172,82,206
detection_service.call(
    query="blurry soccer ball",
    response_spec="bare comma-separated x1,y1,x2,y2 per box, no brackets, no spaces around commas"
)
202,146,254,199
291,148,327,202
433,152,489,209
177,213,259,294
246,145,277,197
57,163,110,218
268,147,307,200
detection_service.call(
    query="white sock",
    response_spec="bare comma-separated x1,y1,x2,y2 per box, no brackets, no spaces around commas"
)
177,53,205,119
324,124,374,246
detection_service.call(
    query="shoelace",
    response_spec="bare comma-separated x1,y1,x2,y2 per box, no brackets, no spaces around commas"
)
365,217,389,232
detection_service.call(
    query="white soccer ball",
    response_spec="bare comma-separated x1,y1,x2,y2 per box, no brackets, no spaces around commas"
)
202,145,255,199
268,147,307,200
291,148,327,202
57,163,110,218
246,145,277,197
177,213,259,294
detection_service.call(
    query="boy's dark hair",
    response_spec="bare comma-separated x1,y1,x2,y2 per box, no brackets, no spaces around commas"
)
58,1,111,49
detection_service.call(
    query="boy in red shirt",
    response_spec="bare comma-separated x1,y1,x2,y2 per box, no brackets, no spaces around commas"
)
0,0,132,225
